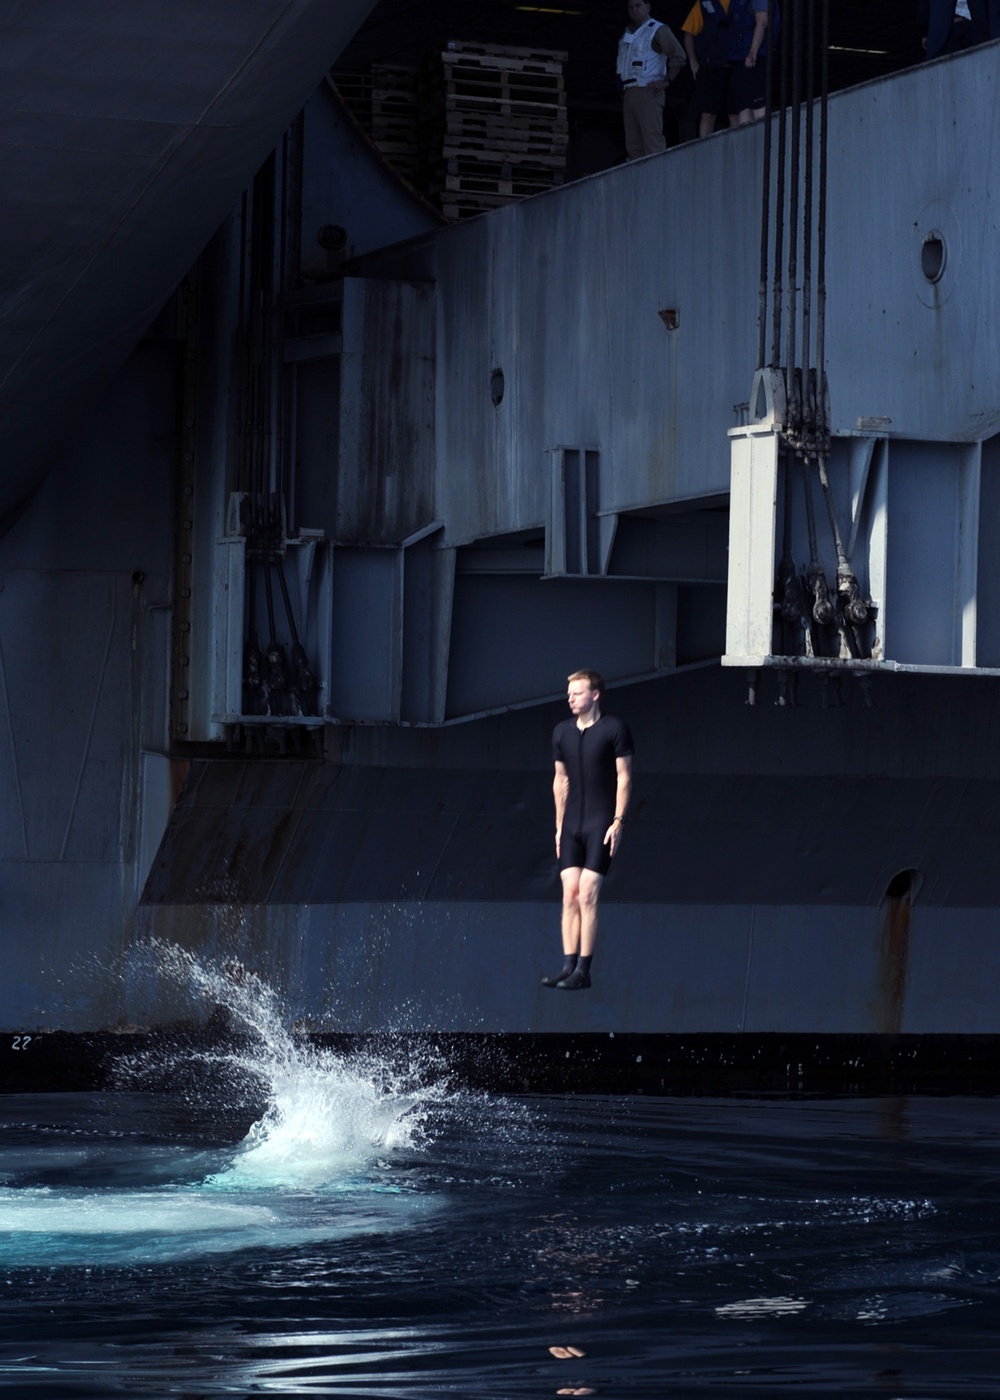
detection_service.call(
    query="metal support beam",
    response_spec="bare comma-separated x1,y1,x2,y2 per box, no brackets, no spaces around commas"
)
724,426,1000,674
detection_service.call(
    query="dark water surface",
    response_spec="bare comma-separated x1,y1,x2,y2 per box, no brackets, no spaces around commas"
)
3,1087,1000,1398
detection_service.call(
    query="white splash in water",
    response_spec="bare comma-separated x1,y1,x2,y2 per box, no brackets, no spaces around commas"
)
0,1183,427,1264
144,940,451,1189
0,944,453,1264
0,1189,278,1235
210,1055,427,1189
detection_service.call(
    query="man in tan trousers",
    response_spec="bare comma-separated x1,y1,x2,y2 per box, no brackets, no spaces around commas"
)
617,0,686,159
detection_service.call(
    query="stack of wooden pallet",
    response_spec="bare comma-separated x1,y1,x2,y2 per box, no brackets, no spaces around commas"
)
332,43,568,220
369,64,420,183
330,64,421,184
418,42,568,219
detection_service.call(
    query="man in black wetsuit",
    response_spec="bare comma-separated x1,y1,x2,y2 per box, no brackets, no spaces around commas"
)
543,669,633,991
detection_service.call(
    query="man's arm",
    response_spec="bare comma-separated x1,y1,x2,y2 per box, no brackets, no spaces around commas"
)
603,754,633,856
654,23,688,83
745,10,767,65
553,759,569,859
683,30,699,77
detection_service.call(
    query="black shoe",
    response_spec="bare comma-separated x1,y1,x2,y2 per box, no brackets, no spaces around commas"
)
556,966,591,990
542,961,577,988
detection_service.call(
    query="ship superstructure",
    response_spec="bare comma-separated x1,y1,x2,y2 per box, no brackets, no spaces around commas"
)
2,4,1000,1088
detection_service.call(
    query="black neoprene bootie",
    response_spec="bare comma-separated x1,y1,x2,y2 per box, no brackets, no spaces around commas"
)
557,956,591,990
542,955,577,988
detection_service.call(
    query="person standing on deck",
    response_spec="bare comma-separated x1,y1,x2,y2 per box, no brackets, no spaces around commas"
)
544,671,634,991
682,0,733,138
617,0,687,159
726,0,773,125
919,0,997,58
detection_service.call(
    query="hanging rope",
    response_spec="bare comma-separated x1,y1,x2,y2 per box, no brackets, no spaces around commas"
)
760,0,830,434
242,556,265,715
784,0,802,440
757,0,777,371
801,457,834,627
263,556,290,716
276,558,317,716
801,0,814,438
757,0,871,658
234,157,321,724
769,0,788,369
815,0,830,443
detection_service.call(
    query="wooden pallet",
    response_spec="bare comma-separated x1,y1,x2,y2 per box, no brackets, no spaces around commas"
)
439,40,567,73
331,64,419,124
371,115,418,145
435,128,567,159
421,89,565,123
427,105,569,138
370,65,417,121
370,63,417,90
428,67,564,106
379,156,420,180
438,192,522,219
373,137,419,162
424,164,564,199
335,47,570,218
370,97,416,121
330,70,373,127
422,111,568,157
428,144,566,171
330,69,371,94
422,44,566,113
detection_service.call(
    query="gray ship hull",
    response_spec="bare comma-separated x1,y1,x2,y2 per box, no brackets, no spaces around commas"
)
3,24,1000,1091
133,665,1000,1036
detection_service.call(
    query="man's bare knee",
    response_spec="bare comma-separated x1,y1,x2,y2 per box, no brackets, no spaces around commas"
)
561,868,582,906
578,872,603,909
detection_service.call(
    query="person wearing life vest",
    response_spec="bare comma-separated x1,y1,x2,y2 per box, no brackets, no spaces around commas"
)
616,0,686,160
682,0,734,139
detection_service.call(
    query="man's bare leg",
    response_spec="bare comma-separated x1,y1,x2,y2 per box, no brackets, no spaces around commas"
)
542,869,583,986
577,870,603,955
561,868,582,954
557,869,603,990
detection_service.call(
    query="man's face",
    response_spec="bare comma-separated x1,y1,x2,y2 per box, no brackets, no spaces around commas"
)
628,0,652,27
567,680,599,719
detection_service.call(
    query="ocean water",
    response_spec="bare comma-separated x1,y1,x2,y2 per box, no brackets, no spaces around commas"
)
2,954,1000,1398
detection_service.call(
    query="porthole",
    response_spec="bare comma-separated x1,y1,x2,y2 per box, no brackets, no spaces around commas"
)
913,201,959,307
490,367,505,407
921,232,946,284
317,224,347,252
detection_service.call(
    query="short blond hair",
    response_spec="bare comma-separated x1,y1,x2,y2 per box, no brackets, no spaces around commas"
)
568,669,604,693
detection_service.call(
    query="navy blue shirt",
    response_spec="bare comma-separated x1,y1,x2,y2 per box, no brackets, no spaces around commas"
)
553,714,634,832
726,0,775,60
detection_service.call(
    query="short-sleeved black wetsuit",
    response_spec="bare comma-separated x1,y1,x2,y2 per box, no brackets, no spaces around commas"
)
553,714,634,876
